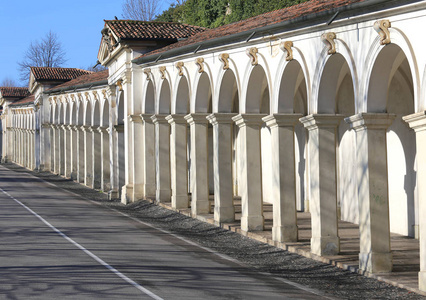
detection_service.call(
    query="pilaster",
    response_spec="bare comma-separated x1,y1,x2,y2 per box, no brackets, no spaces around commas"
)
346,113,395,273
300,114,343,256
263,114,302,242
129,114,143,201
140,114,156,199
232,114,267,232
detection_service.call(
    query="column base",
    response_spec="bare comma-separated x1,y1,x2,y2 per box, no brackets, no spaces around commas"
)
172,195,189,209
214,205,235,223
121,185,134,204
359,251,392,273
191,198,210,215
419,271,426,292
156,189,172,203
132,183,144,201
311,236,340,256
241,215,264,232
108,190,119,200
144,183,156,199
272,225,298,243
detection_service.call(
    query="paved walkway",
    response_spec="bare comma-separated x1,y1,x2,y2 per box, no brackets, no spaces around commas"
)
154,199,424,296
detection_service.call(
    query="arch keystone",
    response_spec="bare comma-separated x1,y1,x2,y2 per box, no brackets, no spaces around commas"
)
175,61,184,76
246,47,259,65
143,68,151,80
219,53,230,70
374,19,391,45
321,32,337,55
159,66,167,79
196,57,204,73
280,41,294,61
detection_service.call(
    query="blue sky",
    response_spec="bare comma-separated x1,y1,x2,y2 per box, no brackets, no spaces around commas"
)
0,0,172,86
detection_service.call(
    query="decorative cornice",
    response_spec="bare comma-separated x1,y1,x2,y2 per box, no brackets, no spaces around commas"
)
175,61,184,76
280,41,294,61
374,19,391,45
159,66,166,79
196,58,204,73
219,53,229,70
321,32,337,55
246,47,258,66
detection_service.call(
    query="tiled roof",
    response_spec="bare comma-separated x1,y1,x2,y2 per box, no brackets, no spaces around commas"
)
135,0,366,61
45,70,109,93
31,67,93,81
9,95,35,107
105,20,207,40
0,87,30,98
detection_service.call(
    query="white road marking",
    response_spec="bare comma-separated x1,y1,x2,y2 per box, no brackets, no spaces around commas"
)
0,187,163,300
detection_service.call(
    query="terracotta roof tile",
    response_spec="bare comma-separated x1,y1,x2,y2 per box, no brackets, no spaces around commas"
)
45,70,109,93
136,0,366,60
9,95,35,107
0,87,30,98
105,20,207,40
31,67,93,81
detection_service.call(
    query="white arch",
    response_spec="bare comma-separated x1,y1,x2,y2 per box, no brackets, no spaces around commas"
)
272,47,310,114
311,39,358,114
240,52,272,114
141,74,156,114
171,68,191,114
213,57,241,113
360,29,420,113
190,62,214,113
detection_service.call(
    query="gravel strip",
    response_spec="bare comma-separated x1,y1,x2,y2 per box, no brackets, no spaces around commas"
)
4,163,425,300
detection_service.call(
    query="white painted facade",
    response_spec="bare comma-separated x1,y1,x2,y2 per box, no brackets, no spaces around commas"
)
1,0,426,292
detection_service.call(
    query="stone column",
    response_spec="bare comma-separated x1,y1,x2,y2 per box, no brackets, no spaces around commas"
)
346,113,395,273
52,124,59,174
82,125,93,188
130,115,143,201
263,114,301,242
151,115,171,203
59,125,65,175
403,111,426,291
77,126,85,183
300,114,343,256
70,125,78,180
98,126,110,192
167,115,189,209
207,113,237,224
65,125,72,177
92,126,102,189
232,114,267,232
141,114,156,199
185,113,210,215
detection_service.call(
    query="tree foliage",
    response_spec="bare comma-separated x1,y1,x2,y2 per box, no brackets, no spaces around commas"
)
122,0,162,21
18,31,67,83
155,0,309,28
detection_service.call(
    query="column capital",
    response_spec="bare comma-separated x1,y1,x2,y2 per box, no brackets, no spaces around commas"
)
97,126,108,133
151,114,169,124
300,114,344,131
207,113,237,125
263,113,303,128
140,114,154,123
80,125,91,132
232,114,267,128
128,114,142,123
403,111,426,132
345,113,396,131
113,124,124,133
184,113,210,125
166,114,187,125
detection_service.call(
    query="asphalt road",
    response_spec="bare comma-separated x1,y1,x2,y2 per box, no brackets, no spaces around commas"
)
0,165,330,300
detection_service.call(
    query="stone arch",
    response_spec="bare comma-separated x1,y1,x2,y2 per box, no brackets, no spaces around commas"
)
84,101,92,126
216,69,239,113
65,102,71,125
143,80,155,114
157,79,171,114
77,100,84,126
241,58,271,114
362,30,420,113
367,42,416,237
191,63,213,113
117,91,124,125
71,101,77,125
93,100,100,126
101,99,109,127
173,75,190,114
